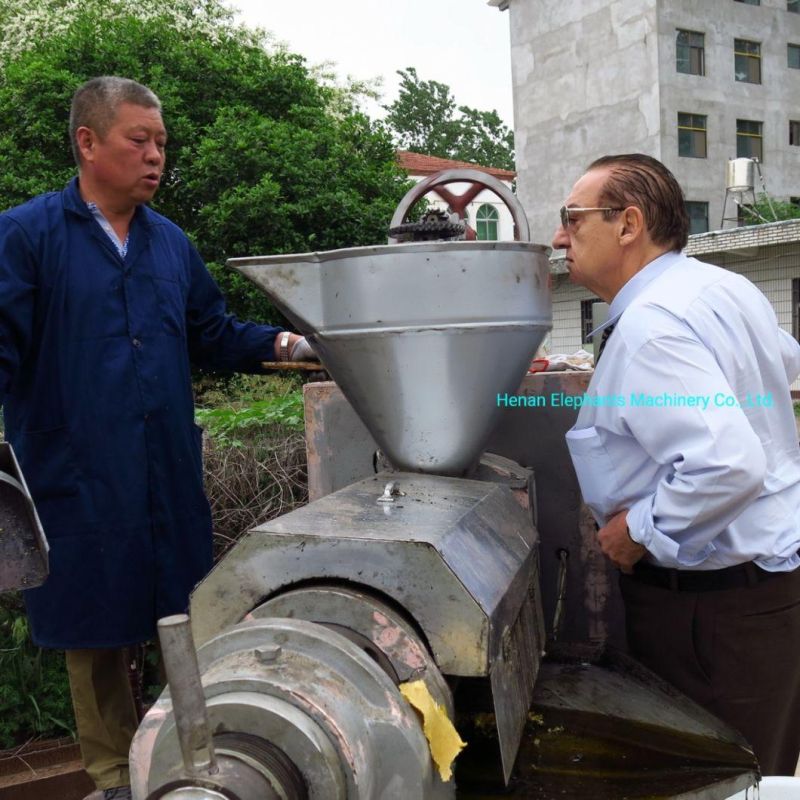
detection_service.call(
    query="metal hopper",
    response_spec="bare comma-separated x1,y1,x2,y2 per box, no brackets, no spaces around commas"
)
230,240,550,475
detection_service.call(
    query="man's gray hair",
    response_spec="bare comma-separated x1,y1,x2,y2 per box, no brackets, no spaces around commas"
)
69,76,161,165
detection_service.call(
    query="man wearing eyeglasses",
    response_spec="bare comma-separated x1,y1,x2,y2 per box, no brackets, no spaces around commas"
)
553,153,800,775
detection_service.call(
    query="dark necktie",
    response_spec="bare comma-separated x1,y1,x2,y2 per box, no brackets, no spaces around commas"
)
596,323,616,364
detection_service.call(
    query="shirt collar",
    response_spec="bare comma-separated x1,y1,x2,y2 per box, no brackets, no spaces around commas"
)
62,175,152,228
588,250,682,338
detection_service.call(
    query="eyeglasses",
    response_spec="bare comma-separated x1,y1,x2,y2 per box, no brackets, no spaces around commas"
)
559,206,623,228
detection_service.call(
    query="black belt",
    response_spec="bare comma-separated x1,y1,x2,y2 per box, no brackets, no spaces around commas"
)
629,559,785,592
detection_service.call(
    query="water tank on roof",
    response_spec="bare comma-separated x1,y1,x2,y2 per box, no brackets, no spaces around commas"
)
726,158,755,192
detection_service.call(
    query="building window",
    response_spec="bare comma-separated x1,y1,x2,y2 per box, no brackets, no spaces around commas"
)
737,119,763,160
677,30,705,75
475,203,499,241
794,279,800,342
734,0,760,5
789,0,800,12
791,120,800,146
685,201,710,234
734,39,761,83
678,113,707,158
580,300,596,343
789,44,800,69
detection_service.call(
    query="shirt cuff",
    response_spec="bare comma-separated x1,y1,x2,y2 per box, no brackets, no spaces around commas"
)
626,496,715,568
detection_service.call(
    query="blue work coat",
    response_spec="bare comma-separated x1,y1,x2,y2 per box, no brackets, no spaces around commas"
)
0,178,282,648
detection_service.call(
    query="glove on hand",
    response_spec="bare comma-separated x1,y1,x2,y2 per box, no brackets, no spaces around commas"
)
289,336,319,361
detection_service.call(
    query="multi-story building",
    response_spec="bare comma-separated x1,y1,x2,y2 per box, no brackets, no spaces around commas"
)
490,0,800,242
489,0,800,393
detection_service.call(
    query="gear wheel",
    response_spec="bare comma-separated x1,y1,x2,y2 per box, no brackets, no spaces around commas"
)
389,209,465,242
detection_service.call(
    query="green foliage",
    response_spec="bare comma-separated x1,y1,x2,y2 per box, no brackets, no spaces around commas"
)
740,194,800,224
196,392,305,445
384,67,514,171
0,0,410,323
0,597,74,748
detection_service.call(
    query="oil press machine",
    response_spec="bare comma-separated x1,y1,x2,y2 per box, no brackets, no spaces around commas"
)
120,171,758,800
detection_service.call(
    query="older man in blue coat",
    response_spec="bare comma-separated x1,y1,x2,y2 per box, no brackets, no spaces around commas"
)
0,77,313,800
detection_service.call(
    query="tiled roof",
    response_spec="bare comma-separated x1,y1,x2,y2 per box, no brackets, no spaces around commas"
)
396,150,515,180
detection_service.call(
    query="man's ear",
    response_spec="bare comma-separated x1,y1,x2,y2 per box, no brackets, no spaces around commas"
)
75,126,96,164
618,206,644,246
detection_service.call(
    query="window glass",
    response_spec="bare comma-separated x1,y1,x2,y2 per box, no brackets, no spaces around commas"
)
685,202,710,235
789,0,800,12
791,120,800,146
736,119,763,160
678,112,707,158
794,279,800,342
733,0,760,5
676,30,705,75
476,203,499,241
789,44,800,69
734,39,761,83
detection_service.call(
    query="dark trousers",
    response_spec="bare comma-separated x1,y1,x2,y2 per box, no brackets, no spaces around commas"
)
620,566,800,775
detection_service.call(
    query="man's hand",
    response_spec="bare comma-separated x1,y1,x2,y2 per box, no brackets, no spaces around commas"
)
597,510,646,574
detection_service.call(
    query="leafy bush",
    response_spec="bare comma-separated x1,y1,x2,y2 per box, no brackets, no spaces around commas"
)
196,393,304,445
0,597,75,749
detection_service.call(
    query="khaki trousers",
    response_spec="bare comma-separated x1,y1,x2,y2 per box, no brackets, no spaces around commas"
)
65,648,139,790
620,566,800,775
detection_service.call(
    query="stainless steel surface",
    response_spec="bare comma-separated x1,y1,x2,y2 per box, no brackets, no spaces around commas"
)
726,158,755,192
0,441,49,592
191,472,542,677
156,615,217,776
387,169,531,243
229,240,551,475
190,471,544,785
132,617,453,800
301,373,626,649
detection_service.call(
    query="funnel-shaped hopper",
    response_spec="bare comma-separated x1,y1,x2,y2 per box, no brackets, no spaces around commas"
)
230,241,551,475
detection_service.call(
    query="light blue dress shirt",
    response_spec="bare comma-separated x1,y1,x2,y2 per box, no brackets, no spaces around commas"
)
566,251,800,571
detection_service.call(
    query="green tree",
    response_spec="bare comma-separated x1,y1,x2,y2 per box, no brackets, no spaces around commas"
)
0,0,410,322
384,66,514,171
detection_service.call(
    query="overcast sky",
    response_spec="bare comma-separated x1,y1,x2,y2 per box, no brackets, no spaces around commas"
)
228,0,514,128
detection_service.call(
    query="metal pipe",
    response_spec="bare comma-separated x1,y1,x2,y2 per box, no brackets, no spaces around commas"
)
157,614,217,776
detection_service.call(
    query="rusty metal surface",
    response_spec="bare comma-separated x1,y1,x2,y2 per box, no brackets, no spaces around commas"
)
0,442,49,593
0,738,93,800
251,585,453,714
134,618,454,800
230,241,551,475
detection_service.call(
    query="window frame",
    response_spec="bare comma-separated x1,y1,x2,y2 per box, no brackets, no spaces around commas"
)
678,112,708,158
733,0,760,5
580,299,596,344
676,29,705,75
793,278,800,343
791,120,800,146
685,201,710,235
734,38,762,83
475,203,499,241
736,118,764,160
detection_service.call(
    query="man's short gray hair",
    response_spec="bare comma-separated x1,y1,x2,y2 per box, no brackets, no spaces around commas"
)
69,76,161,165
